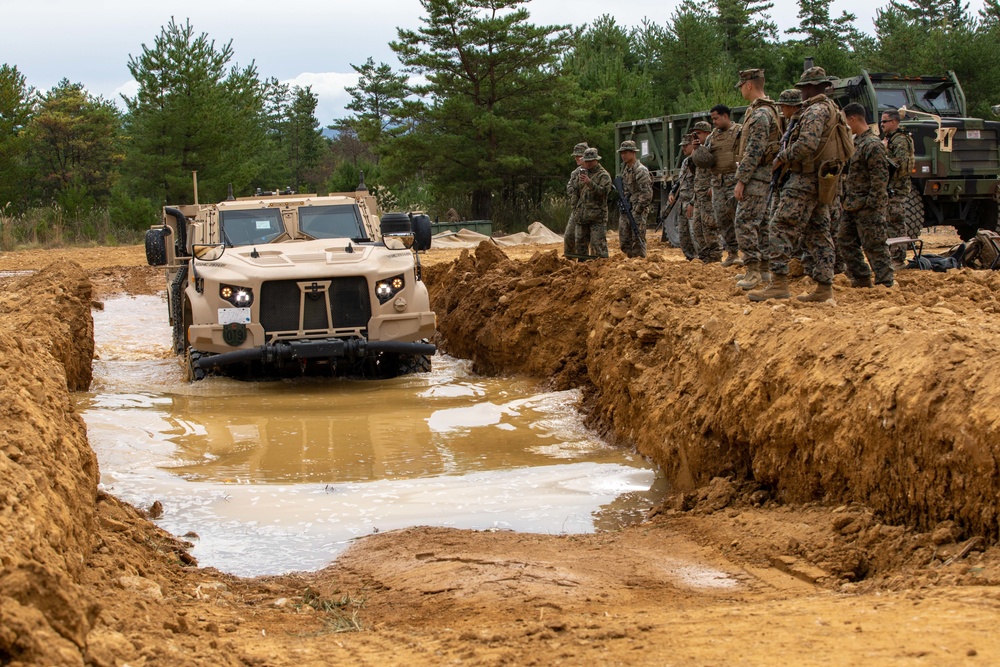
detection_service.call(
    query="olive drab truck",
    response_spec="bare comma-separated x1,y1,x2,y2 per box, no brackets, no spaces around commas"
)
144,178,437,380
828,70,1000,241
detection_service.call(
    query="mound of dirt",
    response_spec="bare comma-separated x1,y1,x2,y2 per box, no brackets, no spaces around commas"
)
428,241,1000,541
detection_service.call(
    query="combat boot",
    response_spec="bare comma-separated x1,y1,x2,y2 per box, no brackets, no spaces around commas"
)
721,251,740,267
850,274,873,288
747,274,790,301
759,260,771,284
736,262,762,290
796,282,834,303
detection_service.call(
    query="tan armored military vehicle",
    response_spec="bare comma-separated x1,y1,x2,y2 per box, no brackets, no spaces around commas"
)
145,181,436,380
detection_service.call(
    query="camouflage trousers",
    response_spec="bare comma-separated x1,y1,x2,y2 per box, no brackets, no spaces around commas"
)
712,174,739,253
734,179,770,264
618,208,647,258
575,220,609,258
564,213,579,257
886,194,909,263
767,188,835,284
693,199,722,262
799,194,847,278
677,207,698,259
837,207,894,286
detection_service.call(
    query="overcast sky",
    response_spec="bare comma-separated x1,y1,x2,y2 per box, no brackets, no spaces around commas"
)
2,0,986,125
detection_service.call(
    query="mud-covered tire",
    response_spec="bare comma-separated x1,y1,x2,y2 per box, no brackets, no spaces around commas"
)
396,353,432,376
169,267,190,355
185,347,207,382
145,228,169,266
903,188,925,239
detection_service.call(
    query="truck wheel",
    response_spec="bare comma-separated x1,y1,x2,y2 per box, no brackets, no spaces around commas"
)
185,347,207,382
145,228,169,266
170,267,190,355
903,188,925,239
396,353,432,376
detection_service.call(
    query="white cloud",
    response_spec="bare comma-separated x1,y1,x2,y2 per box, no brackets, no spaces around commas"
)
281,72,359,124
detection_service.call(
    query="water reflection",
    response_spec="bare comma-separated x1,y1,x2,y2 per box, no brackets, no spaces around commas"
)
79,295,662,575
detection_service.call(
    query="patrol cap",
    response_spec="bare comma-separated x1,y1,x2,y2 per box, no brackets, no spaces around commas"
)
571,142,589,157
693,121,712,133
582,147,602,161
735,68,765,90
777,89,803,106
618,140,638,153
679,135,693,147
795,66,835,89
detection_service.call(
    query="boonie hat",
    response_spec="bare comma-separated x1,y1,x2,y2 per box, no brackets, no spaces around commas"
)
735,68,764,90
582,147,602,161
572,142,589,157
618,140,638,153
795,66,834,89
777,89,803,106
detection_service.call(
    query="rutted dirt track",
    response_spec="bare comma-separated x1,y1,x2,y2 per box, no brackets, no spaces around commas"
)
3,236,1000,666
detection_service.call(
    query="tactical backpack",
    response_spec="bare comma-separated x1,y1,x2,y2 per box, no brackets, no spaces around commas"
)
963,229,1000,270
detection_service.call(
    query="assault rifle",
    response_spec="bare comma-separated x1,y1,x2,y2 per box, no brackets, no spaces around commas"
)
613,176,646,255
654,180,681,232
767,116,799,211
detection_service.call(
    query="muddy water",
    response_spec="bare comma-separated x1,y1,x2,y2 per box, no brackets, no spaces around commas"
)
78,295,662,576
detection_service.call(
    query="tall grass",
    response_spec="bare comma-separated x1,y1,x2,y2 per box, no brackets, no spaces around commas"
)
0,204,147,252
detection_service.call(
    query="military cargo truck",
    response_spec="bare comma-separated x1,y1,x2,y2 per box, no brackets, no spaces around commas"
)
144,182,436,380
615,69,1000,242
828,70,1000,240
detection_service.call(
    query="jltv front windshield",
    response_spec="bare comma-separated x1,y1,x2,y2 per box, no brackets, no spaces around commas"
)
219,209,285,246
298,204,368,241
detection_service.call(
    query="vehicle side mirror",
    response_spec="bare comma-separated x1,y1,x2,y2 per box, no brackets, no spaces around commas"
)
384,234,415,250
992,104,1000,117
193,244,225,261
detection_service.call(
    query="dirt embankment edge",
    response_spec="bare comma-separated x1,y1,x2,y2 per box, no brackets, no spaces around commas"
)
426,243,1000,541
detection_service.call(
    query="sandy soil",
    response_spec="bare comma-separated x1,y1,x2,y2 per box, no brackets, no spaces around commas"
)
2,234,1000,666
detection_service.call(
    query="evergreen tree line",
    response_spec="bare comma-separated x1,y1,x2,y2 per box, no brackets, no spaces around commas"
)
2,0,1000,246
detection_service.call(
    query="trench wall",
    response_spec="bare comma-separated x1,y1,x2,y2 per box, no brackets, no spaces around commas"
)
426,243,1000,540
0,261,99,664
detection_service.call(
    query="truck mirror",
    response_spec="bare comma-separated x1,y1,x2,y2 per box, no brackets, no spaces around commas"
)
193,244,225,261
992,104,1000,117
384,234,415,250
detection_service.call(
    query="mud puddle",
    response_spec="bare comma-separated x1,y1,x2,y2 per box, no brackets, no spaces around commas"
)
78,295,663,576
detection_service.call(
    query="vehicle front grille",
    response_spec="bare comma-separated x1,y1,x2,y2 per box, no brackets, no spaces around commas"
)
952,130,999,170
260,277,371,335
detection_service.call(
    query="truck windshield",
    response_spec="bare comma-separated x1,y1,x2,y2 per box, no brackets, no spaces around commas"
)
874,88,909,112
915,85,961,115
298,204,367,241
219,208,285,246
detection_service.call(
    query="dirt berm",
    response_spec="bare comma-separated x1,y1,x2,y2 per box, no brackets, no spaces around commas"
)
4,244,1000,665
427,242,1000,538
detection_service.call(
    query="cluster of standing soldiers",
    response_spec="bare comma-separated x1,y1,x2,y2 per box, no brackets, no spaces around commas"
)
564,66,917,304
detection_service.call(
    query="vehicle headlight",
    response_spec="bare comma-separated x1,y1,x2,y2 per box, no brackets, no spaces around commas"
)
375,274,405,304
220,284,254,307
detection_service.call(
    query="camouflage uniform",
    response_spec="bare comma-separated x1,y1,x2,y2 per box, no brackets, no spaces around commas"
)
885,129,916,263
836,127,893,286
618,141,653,258
565,142,589,257
676,152,699,259
707,123,742,255
691,121,722,262
573,148,612,258
735,98,780,265
766,93,838,284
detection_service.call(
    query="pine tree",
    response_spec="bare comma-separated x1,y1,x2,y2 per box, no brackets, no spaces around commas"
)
121,18,267,204
338,57,410,154
0,64,36,210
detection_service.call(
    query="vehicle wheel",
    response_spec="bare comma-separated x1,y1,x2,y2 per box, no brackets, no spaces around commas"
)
903,188,925,239
185,347,207,382
169,267,190,355
396,353,432,376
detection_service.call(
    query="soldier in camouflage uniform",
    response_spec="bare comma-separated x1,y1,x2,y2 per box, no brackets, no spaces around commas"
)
749,66,842,303
691,121,722,262
837,103,894,287
881,109,916,266
617,140,653,258
733,69,781,290
707,105,742,266
669,135,699,259
572,147,612,258
565,142,589,258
